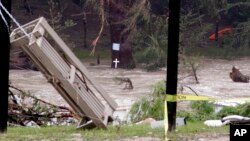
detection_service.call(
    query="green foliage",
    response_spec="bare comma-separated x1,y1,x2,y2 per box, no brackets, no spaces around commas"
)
177,111,195,121
130,3,168,70
216,106,241,117
129,84,250,123
185,46,250,59
135,46,166,71
177,101,216,121
129,97,151,122
129,81,166,122
191,101,214,115
125,0,151,32
179,0,250,59
152,81,166,97
134,34,167,71
235,20,250,48
47,0,77,48
73,47,111,59
47,0,77,29
217,103,250,118
178,102,250,122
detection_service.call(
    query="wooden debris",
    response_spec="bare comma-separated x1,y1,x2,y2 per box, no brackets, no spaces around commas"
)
229,66,249,83
114,77,133,89
8,84,77,127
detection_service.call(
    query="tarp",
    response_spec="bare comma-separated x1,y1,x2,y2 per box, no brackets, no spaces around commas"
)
209,27,233,40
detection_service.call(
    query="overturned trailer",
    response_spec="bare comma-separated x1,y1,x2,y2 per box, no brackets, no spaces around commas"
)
10,17,117,129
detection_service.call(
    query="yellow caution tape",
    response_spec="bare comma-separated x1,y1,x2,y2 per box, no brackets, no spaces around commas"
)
166,94,250,102
166,94,221,102
164,100,168,141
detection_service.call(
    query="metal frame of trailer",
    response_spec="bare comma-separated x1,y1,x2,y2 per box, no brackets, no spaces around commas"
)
10,17,118,129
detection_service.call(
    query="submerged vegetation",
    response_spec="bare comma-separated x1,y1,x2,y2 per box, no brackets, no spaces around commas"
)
130,81,250,123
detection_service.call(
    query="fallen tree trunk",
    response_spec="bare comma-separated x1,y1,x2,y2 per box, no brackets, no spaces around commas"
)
229,66,249,83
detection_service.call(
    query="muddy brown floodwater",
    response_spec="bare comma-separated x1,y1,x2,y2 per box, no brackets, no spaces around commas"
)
9,63,165,110
9,58,250,112
9,58,250,141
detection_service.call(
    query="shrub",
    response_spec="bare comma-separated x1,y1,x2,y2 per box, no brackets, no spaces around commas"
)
217,103,250,118
179,102,250,122
129,81,166,122
134,35,167,71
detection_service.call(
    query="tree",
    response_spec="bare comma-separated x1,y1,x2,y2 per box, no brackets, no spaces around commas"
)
123,0,169,70
85,0,137,68
71,0,88,48
106,0,136,68
82,0,170,69
109,0,169,69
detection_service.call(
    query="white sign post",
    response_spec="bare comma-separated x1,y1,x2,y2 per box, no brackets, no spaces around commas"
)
112,43,120,69
113,58,120,69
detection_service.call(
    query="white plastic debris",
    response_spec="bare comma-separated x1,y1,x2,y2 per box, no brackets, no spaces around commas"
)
24,121,40,128
204,115,250,127
204,120,230,127
204,120,224,127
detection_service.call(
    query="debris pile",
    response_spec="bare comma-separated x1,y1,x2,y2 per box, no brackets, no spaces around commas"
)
229,66,249,83
8,84,78,127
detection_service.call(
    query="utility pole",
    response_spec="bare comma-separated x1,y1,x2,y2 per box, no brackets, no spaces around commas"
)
0,0,11,133
166,0,180,131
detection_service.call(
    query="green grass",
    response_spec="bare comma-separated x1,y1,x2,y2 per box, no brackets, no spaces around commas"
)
186,46,250,60
176,121,228,134
0,125,164,141
0,122,229,141
72,47,111,60
82,125,164,140
169,121,229,140
0,126,76,141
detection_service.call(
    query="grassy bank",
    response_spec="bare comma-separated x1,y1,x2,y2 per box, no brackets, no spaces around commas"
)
0,122,229,141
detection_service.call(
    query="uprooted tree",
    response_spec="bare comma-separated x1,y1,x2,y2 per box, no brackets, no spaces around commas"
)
229,66,249,83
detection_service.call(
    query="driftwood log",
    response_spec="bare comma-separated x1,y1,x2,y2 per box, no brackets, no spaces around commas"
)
114,77,133,89
229,66,249,83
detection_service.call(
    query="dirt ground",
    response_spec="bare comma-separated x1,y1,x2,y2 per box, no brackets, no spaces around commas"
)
9,58,250,141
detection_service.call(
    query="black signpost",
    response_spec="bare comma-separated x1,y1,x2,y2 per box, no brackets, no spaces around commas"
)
0,0,11,133
166,0,181,131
